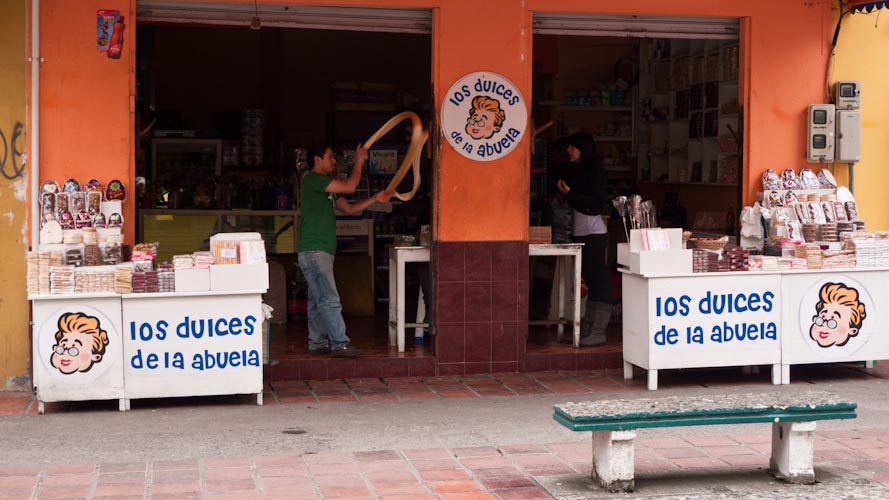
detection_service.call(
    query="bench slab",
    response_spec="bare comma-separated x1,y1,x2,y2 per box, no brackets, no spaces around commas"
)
554,391,856,431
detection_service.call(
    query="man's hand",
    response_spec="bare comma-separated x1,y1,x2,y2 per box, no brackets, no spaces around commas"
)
355,144,369,166
374,191,393,203
557,179,571,194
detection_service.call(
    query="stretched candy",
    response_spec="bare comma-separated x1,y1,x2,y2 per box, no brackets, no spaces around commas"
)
363,111,429,201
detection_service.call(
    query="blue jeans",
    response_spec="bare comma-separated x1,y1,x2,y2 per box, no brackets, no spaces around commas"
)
298,250,350,350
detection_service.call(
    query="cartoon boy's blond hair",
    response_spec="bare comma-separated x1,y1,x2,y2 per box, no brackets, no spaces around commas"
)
55,312,109,356
816,282,866,330
469,96,506,131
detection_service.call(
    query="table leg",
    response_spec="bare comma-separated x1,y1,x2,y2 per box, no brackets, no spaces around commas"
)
119,398,129,412
397,256,406,353
557,256,566,340
781,364,791,385
771,364,781,385
573,251,582,347
623,360,633,380
388,250,396,346
256,393,263,406
647,369,658,391
38,401,44,415
865,360,875,369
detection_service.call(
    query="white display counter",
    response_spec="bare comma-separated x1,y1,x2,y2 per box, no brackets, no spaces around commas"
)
621,267,889,390
31,293,126,414
30,288,266,412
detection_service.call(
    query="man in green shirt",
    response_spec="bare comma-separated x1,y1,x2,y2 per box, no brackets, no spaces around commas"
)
298,143,389,358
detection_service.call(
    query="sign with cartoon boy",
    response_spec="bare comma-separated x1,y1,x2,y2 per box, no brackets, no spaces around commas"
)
32,299,124,402
783,272,889,367
440,71,528,162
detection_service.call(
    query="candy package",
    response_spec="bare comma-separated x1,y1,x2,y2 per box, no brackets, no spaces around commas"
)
74,210,93,229
808,201,826,224
845,201,859,220
784,191,799,205
818,168,838,189
821,202,836,223
86,192,102,216
56,192,70,217
781,168,801,190
766,190,783,208
799,168,821,189
69,192,85,214
41,180,60,194
834,201,849,222
41,192,56,217
793,203,809,223
762,169,781,190
63,179,82,192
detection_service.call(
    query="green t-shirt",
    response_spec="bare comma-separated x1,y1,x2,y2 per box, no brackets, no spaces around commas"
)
298,172,337,254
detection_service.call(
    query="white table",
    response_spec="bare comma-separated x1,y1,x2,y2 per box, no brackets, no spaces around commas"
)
528,243,583,347
388,246,431,352
387,243,583,352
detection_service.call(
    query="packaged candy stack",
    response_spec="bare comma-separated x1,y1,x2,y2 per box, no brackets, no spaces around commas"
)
822,249,855,269
74,268,115,293
158,263,175,292
132,243,157,264
843,232,889,267
238,240,267,265
102,238,122,265
211,240,239,265
145,270,159,293
131,272,147,293
173,255,194,270
790,258,808,270
114,264,133,293
192,251,214,268
723,247,749,272
27,252,40,294
50,265,75,294
801,223,818,243
692,249,720,273
804,244,823,270
820,223,838,242
777,257,793,271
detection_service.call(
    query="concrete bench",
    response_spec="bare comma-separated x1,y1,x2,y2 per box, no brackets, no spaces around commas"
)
553,391,857,493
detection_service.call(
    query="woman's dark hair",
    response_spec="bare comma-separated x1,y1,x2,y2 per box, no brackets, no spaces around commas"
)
306,143,331,168
567,132,600,167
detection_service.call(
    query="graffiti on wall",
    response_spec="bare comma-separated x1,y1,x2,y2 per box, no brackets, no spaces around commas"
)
0,121,25,181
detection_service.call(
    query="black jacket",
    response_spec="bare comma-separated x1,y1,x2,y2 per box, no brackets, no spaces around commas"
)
564,158,608,216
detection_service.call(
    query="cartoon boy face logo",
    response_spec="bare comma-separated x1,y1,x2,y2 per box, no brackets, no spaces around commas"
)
809,282,867,348
465,95,506,140
50,312,109,374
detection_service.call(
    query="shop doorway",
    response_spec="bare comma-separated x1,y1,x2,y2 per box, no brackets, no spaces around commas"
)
134,3,434,365
528,14,744,354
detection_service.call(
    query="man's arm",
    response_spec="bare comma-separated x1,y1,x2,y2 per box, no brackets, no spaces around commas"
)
326,144,368,194
335,191,392,216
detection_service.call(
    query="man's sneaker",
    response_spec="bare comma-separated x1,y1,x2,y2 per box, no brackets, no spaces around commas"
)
331,346,363,358
308,346,331,355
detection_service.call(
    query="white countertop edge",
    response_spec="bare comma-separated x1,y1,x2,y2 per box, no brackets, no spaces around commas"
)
619,266,889,278
30,290,268,300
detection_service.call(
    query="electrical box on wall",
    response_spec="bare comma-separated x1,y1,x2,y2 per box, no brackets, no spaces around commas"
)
835,80,861,110
836,110,861,162
807,104,835,163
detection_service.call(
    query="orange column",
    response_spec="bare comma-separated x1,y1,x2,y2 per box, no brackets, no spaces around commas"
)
433,0,530,242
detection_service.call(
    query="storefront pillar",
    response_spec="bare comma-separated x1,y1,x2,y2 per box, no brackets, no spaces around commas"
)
0,0,30,389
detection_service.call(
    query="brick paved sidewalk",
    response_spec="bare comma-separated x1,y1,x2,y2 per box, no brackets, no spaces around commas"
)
0,428,888,500
1,362,887,416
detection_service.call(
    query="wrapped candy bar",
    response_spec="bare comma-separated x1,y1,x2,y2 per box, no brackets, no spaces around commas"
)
808,201,827,224
86,192,102,216
40,192,56,217
56,192,70,217
799,168,821,189
63,179,81,192
762,169,781,190
821,201,837,223
818,168,838,188
834,201,849,222
784,191,799,205
781,168,801,190
793,203,809,223
239,240,267,265
58,210,74,230
845,201,859,220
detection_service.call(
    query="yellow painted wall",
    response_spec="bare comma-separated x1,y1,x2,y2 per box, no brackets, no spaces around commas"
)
832,8,889,230
0,0,30,390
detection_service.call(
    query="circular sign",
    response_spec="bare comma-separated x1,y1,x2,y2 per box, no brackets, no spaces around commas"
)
797,276,873,359
440,71,528,162
37,305,120,384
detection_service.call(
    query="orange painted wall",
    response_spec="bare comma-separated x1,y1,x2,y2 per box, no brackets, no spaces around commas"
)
38,0,837,243
40,0,135,243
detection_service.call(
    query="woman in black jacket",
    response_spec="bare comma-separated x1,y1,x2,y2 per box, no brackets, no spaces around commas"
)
557,132,613,346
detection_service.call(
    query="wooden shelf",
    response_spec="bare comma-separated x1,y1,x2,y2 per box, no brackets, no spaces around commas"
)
637,181,737,187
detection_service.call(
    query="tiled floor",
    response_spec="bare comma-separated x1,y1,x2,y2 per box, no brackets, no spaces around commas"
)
1,428,889,499
5,362,888,416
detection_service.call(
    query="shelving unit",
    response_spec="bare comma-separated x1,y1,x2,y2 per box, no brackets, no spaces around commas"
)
637,39,740,186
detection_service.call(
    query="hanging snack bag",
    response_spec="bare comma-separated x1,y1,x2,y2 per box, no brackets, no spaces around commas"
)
86,191,102,216
85,179,104,193
105,179,127,201
41,191,56,217
93,212,107,228
69,191,85,214
762,169,781,190
63,178,82,192
108,212,123,228
74,210,93,229
799,168,821,189
42,180,60,194
58,210,75,230
55,192,70,218
784,190,799,206
821,202,836,223
781,168,801,190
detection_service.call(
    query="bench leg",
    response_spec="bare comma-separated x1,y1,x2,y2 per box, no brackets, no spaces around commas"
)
769,421,816,484
591,430,636,493
647,370,658,391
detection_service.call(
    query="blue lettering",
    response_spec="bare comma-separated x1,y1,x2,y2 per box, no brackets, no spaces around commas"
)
146,353,158,369
156,320,168,340
190,319,206,339
177,317,189,338
215,318,229,336
131,349,143,369
654,324,679,345
748,293,761,312
229,317,242,335
763,291,775,312
509,95,519,106
244,315,257,335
